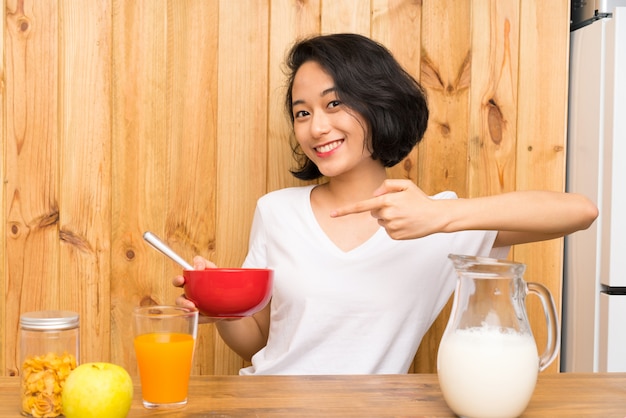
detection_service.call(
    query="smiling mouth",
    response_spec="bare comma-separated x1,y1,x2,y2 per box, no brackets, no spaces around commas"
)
315,140,343,154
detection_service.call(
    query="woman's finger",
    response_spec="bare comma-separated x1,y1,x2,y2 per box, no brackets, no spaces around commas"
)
172,274,185,288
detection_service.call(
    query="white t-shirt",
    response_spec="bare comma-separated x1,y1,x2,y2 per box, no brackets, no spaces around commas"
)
240,185,506,375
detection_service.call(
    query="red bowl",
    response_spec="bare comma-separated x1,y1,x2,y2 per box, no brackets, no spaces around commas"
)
183,268,273,317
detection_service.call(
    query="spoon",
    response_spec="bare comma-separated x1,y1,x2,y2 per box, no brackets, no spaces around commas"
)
143,231,194,270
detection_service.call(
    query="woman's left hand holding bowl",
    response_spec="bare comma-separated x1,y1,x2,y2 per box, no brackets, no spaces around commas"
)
173,255,219,324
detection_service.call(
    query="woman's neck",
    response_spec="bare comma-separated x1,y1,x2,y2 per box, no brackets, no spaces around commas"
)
322,164,388,205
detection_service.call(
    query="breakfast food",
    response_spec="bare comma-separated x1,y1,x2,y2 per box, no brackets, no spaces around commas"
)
21,351,77,417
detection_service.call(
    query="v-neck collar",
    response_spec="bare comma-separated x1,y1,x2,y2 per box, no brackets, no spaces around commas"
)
303,185,386,256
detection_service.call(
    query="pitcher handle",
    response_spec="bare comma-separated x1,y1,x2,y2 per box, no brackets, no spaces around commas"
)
527,282,560,372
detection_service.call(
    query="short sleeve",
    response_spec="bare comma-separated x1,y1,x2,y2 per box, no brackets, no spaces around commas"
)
242,204,268,269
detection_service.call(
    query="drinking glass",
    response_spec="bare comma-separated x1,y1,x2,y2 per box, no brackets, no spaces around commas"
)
133,305,198,409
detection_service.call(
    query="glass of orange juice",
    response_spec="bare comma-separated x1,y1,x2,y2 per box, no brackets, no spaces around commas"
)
133,305,198,409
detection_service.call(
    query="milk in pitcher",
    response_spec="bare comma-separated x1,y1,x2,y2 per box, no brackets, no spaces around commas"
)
437,325,539,418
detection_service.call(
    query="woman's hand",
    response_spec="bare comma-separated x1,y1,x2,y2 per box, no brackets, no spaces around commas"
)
331,179,447,240
172,256,222,324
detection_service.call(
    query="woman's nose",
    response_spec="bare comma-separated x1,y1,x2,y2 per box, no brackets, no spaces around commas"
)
310,112,331,138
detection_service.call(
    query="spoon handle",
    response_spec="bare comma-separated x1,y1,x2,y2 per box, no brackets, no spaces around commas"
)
143,231,194,270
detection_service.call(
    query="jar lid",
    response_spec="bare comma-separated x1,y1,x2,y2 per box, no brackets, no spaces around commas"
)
20,310,79,330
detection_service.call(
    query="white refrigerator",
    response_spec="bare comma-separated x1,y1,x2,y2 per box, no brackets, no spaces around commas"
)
563,1,626,372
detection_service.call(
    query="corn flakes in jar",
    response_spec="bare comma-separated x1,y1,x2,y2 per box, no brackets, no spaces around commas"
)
20,311,79,418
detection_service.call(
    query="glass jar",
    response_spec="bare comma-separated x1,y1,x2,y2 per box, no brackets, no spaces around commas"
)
20,310,79,418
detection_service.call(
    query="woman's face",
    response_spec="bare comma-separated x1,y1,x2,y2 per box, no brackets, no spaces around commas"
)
290,61,377,179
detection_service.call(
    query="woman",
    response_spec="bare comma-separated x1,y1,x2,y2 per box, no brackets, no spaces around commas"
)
174,33,597,375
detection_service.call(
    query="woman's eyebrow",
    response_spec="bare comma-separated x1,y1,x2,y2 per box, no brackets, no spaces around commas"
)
321,87,337,97
292,87,337,108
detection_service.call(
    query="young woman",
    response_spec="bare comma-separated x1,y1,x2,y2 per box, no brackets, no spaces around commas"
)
174,33,597,375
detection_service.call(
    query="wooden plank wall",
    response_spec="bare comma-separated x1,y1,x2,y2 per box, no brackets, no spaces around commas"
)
1,0,570,376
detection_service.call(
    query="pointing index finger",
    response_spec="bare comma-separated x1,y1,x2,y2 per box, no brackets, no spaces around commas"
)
330,180,413,218
330,196,382,218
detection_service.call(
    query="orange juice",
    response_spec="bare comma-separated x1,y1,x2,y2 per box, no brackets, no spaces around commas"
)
134,332,195,404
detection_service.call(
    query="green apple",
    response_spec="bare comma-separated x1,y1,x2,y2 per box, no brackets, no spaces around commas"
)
62,362,133,418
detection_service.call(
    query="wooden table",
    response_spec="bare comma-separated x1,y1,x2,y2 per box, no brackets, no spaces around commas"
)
2,373,625,417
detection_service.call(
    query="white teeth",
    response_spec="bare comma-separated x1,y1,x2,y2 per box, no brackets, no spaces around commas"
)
316,140,342,153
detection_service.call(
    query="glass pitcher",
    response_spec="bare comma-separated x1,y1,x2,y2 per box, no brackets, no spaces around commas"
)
437,254,559,418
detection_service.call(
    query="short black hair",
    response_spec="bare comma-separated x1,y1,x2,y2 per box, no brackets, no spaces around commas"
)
284,33,429,180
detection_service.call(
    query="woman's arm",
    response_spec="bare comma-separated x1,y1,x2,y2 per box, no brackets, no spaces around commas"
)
331,179,598,245
441,190,598,247
214,303,271,362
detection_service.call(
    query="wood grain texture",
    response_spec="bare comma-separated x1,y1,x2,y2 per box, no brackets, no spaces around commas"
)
214,0,270,374
372,0,422,182
1,0,572,376
110,0,170,376
418,0,472,197
321,0,370,36
4,0,61,377
0,0,5,376
58,0,112,366
1,373,625,416
468,0,519,197
513,0,570,373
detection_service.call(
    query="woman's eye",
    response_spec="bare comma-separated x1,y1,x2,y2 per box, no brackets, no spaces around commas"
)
328,100,341,109
294,110,309,118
